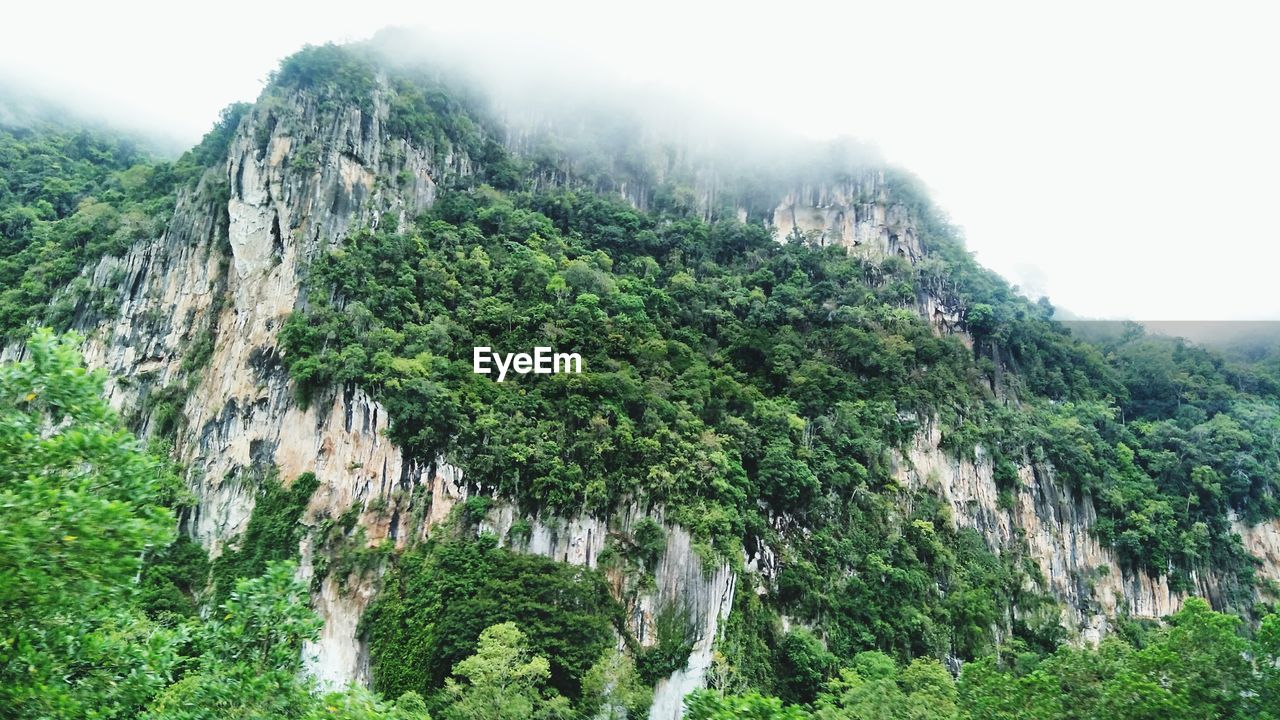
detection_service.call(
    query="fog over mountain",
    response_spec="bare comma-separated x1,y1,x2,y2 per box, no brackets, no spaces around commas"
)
4,1,1278,322
8,7,1280,718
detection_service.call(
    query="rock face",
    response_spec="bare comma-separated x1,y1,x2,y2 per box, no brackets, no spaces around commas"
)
60,87,460,563
894,422,1244,643
5,81,742,713
22,86,478,686
476,506,736,720
11,73,1280,718
1232,514,1280,588
770,175,924,260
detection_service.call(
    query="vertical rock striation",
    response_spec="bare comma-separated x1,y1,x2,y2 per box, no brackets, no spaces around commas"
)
895,422,1237,642
10,70,1280,719
770,174,924,259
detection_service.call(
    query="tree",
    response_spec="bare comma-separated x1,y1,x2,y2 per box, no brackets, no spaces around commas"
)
1255,613,1280,719
441,622,565,720
142,560,322,720
776,629,835,704
685,690,813,720
580,648,652,720
898,658,959,720
364,535,619,703
143,559,441,720
304,688,432,720
1127,597,1248,718
202,560,323,672
0,330,181,719
813,652,906,720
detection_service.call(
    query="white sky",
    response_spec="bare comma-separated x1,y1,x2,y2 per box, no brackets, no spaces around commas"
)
3,0,1278,320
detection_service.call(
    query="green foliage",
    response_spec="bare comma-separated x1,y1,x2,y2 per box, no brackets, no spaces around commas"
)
0,330,182,719
439,622,568,720
383,73,484,160
580,648,652,720
631,517,667,569
205,560,323,672
138,535,210,624
272,44,378,115
16,41,1280,719
634,603,697,686
266,42,511,176
0,335,480,719
181,326,217,374
804,651,960,720
0,107,244,341
363,532,620,709
686,690,812,719
191,103,251,168
143,560,320,720
779,494,1040,664
956,597,1276,719
1258,613,1280,718
312,508,392,593
460,496,492,526
693,598,1280,718
711,580,783,695
305,689,433,720
931,240,1280,584
210,470,320,604
279,184,1058,665
693,653,961,720
278,186,975,563
143,380,190,440
143,559,431,720
776,629,835,705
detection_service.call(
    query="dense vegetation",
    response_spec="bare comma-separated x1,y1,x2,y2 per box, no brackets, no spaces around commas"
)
265,47,1280,607
6,333,1280,719
0,102,247,341
8,40,1280,718
280,185,1062,674
209,469,320,604
0,331,179,717
0,333,647,719
261,38,1280,711
686,597,1280,720
365,531,620,708
0,332,423,719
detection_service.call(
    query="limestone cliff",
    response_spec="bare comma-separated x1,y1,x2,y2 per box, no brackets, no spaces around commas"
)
770,177,924,260
895,422,1280,642
9,69,1280,719
3,78,743,716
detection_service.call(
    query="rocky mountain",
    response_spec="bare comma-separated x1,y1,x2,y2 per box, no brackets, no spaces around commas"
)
5,37,1280,719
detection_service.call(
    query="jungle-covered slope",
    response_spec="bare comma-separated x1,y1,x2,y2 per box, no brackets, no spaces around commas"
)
4,39,1280,719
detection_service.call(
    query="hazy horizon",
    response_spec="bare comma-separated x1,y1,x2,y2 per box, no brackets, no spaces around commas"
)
4,0,1277,322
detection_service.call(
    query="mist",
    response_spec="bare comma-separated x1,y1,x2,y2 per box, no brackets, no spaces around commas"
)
3,0,1278,321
